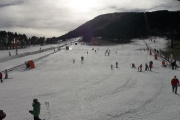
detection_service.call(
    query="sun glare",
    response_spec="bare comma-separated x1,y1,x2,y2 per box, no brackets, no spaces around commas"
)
70,0,95,12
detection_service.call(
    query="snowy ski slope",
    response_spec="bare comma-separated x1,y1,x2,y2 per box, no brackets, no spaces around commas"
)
0,38,180,120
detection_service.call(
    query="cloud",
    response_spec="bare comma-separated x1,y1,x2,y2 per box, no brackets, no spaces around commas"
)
0,0,180,38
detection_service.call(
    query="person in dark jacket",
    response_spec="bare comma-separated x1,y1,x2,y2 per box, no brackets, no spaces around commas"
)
0,110,6,120
29,99,41,120
145,63,149,70
0,72,3,83
171,76,179,94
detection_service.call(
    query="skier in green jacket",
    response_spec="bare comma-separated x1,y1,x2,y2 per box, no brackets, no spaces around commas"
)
29,99,41,120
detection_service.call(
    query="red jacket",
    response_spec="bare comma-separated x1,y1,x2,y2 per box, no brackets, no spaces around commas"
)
139,64,142,68
0,72,2,78
171,78,179,86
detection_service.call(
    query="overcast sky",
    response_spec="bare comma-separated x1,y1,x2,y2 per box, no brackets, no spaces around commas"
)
0,0,180,38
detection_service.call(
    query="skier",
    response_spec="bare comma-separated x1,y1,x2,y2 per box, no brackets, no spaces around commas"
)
0,72,3,83
171,61,175,70
0,110,6,120
81,56,84,64
138,64,142,72
29,99,41,120
95,50,96,53
116,51,117,54
145,63,149,70
87,51,88,54
73,59,75,64
9,51,11,56
150,61,153,67
111,64,113,70
171,76,179,94
116,62,118,68
4,70,8,79
149,62,153,71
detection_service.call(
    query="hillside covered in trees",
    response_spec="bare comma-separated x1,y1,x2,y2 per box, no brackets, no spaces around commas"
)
49,10,180,43
0,31,46,50
1,10,180,49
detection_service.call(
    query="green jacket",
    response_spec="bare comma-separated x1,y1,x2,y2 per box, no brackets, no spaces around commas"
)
32,102,41,117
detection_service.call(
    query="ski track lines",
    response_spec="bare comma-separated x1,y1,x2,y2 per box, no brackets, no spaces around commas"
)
1,39,180,120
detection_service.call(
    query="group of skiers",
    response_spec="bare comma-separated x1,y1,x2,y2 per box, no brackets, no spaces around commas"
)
0,70,8,83
111,62,118,70
134,61,153,72
105,49,110,56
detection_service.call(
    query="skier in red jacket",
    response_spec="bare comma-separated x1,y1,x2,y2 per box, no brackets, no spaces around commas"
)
171,76,179,94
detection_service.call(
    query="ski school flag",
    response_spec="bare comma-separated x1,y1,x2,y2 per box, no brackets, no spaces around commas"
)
15,37,19,52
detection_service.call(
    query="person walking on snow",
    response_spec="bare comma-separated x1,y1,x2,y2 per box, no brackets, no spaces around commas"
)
0,72,3,83
29,99,41,120
171,76,179,94
111,64,113,70
138,64,142,72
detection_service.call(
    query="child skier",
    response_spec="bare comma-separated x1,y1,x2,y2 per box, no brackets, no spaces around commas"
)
111,64,113,70
138,64,143,72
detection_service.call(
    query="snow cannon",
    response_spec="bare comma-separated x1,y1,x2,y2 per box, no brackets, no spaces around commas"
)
66,46,69,50
29,60,35,69
162,61,166,67
25,60,35,69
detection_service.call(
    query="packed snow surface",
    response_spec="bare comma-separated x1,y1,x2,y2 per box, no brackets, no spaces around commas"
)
0,38,180,120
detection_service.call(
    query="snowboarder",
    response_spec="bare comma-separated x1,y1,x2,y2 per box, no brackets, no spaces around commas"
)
29,99,41,120
4,70,8,79
145,63,149,70
171,76,179,94
138,64,142,72
0,72,3,83
111,64,113,70
0,110,6,120
116,62,118,68
132,63,136,68
9,51,11,56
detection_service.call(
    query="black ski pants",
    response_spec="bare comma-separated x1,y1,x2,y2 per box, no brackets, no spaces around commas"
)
172,85,178,94
34,116,41,120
